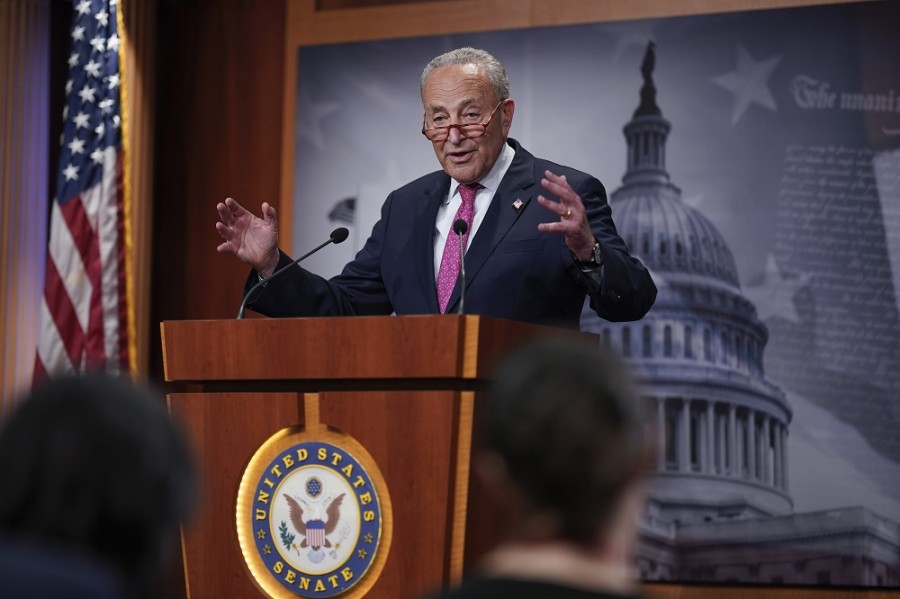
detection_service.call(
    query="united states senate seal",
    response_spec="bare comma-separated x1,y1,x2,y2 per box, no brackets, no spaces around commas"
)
236,426,392,598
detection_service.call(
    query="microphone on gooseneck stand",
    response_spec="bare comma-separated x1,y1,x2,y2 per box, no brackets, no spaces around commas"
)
236,227,349,319
453,218,469,315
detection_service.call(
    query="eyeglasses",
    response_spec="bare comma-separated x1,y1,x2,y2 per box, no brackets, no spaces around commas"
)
421,100,505,142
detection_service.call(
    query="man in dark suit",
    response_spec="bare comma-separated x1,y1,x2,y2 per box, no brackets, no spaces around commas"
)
216,47,655,328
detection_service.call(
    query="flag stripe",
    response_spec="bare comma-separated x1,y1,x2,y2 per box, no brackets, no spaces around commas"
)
97,154,124,365
54,196,94,265
39,264,82,371
49,200,93,333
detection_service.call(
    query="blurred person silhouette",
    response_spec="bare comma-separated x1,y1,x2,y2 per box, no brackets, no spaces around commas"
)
0,373,196,599
431,337,653,599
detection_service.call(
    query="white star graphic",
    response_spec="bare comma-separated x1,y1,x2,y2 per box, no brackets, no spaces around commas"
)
75,0,91,16
84,59,101,78
296,88,340,150
68,137,86,154
66,79,73,94
712,44,782,125
107,74,120,89
743,254,810,323
90,36,106,53
63,163,80,181
95,121,106,138
72,25,85,41
107,34,120,53
99,98,114,113
78,85,96,103
68,52,80,67
73,112,91,129
91,149,104,164
348,76,398,110
605,20,658,65
95,10,109,27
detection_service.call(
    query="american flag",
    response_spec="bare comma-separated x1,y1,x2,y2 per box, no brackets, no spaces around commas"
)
34,0,131,380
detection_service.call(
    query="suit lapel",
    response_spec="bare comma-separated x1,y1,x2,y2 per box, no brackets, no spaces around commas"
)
444,141,536,313
413,175,450,313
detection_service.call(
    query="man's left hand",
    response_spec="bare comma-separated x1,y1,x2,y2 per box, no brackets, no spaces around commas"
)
536,170,596,261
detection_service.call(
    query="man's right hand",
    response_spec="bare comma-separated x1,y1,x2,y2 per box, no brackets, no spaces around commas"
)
215,197,280,278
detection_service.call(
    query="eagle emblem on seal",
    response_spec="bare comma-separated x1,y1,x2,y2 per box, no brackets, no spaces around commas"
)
283,491,345,563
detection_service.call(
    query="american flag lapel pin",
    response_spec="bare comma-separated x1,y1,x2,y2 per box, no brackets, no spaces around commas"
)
512,199,524,211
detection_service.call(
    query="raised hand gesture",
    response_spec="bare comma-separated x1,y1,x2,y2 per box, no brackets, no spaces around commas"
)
215,197,280,277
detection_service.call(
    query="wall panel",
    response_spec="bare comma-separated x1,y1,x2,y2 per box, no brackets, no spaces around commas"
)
150,1,892,598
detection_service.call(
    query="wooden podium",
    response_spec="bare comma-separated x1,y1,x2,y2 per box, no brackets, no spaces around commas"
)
161,315,579,599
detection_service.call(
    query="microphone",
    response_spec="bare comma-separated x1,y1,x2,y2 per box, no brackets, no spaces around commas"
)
453,218,468,315
236,227,349,319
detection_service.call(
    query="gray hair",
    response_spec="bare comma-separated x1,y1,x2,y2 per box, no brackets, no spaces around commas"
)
420,47,510,101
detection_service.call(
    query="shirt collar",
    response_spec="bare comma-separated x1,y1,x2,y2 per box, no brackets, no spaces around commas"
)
448,140,515,203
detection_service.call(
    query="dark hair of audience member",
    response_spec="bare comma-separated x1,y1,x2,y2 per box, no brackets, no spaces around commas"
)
0,373,196,599
484,337,650,544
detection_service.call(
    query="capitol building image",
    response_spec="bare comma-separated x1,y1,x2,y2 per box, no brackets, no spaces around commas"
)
580,43,900,586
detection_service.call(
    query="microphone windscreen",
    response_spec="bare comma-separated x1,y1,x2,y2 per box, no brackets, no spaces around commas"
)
330,227,350,244
453,219,468,235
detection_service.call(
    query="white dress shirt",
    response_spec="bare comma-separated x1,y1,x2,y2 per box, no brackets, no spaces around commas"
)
433,141,515,281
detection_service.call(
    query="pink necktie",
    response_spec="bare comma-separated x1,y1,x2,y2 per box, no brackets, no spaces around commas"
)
437,183,481,313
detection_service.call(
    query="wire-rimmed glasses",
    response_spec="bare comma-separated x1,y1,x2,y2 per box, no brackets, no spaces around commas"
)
421,99,506,141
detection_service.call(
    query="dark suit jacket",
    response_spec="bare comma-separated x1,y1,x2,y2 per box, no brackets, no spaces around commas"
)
245,139,656,328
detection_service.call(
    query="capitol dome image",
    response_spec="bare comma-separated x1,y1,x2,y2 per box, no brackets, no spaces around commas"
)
580,42,899,585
